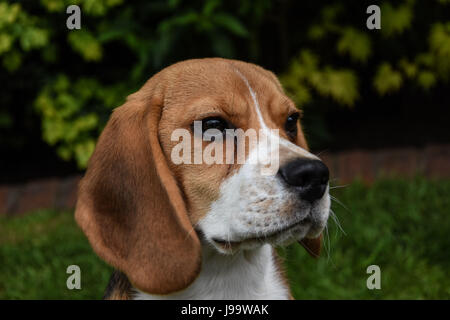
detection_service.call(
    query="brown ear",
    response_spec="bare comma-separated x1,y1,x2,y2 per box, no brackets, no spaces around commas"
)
75,90,201,295
299,234,322,258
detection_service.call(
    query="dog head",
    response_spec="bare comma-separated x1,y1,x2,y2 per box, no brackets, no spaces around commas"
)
75,58,330,295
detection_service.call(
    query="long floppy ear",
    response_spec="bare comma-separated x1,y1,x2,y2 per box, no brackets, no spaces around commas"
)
75,91,201,295
299,234,322,258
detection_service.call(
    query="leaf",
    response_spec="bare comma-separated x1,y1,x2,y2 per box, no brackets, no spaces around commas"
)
429,22,450,77
415,53,434,68
281,50,358,107
203,0,221,16
40,0,65,12
337,28,372,63
310,68,359,106
74,139,95,168
373,63,403,95
82,0,123,16
381,3,413,37
417,71,436,89
68,30,102,61
398,59,417,79
429,22,450,57
158,11,199,32
213,13,249,37
0,2,21,28
0,33,13,54
20,27,49,51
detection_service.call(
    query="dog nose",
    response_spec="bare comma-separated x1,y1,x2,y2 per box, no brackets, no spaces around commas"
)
278,159,329,202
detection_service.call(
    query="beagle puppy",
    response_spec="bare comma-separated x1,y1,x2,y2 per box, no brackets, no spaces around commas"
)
75,58,330,300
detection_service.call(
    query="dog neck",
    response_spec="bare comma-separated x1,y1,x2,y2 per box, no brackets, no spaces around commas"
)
132,243,290,300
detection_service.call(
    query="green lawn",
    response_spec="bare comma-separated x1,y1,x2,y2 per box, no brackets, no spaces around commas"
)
1,177,449,299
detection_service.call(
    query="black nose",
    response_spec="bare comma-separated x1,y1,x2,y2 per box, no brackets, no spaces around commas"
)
278,159,329,202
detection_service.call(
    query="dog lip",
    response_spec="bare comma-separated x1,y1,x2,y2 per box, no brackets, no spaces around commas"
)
212,216,311,247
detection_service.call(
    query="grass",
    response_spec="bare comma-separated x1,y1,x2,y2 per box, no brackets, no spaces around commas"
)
0,177,449,299
282,177,450,299
0,210,113,299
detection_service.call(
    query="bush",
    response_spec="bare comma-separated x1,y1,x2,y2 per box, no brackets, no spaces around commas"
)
0,0,449,167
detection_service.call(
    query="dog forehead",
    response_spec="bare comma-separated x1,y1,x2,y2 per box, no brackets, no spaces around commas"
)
159,58,288,124
164,59,247,98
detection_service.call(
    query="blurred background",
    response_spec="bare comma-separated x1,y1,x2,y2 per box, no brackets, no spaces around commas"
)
0,0,449,299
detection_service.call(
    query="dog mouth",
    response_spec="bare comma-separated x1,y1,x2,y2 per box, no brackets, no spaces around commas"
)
211,216,311,250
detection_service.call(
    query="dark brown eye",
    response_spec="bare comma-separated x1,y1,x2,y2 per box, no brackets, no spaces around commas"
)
201,117,229,133
285,112,299,138
191,117,231,141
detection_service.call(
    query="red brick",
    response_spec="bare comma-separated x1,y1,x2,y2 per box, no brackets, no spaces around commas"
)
55,175,82,210
375,147,422,178
319,152,337,181
1,185,21,216
13,178,59,215
424,144,450,179
0,186,9,215
336,150,374,184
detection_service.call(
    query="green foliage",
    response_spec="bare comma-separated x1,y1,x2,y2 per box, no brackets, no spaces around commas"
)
282,0,450,111
282,177,450,299
40,0,123,16
337,28,372,63
373,63,403,95
0,210,112,299
429,22,450,79
1,0,449,167
281,50,359,107
380,1,414,37
0,2,49,71
68,30,103,61
1,178,449,298
34,75,128,167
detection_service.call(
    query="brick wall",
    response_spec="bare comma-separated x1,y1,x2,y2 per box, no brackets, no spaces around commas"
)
1,144,449,216
321,144,450,183
0,176,81,217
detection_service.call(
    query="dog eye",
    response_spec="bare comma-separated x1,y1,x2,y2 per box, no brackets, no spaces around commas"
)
285,113,299,137
201,117,229,133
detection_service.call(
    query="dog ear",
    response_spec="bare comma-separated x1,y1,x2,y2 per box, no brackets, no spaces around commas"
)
299,234,322,258
75,88,201,295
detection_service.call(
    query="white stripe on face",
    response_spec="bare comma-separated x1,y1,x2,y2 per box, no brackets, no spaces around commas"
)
233,68,317,159
234,68,269,131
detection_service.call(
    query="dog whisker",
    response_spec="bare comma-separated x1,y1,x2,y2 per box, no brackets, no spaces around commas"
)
323,223,331,263
329,184,349,190
330,195,350,213
329,209,346,236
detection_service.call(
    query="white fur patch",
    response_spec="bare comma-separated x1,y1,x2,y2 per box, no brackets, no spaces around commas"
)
133,244,289,300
